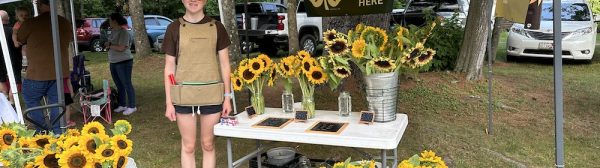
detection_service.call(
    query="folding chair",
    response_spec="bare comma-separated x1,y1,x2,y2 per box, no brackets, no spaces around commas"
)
80,80,112,123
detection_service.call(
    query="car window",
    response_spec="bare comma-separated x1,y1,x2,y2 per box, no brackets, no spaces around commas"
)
145,18,159,26
541,3,590,21
277,5,287,13
94,19,103,28
235,3,263,14
263,4,278,13
297,1,306,13
157,18,172,26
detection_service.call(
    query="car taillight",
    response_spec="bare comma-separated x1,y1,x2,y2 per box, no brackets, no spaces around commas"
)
277,15,285,30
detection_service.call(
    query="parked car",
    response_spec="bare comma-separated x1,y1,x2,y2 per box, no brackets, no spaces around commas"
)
76,18,106,52
126,15,173,50
506,0,597,61
391,0,469,27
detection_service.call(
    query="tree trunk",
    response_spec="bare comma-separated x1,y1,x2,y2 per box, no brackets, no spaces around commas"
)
454,0,491,81
287,0,300,53
221,0,243,65
490,17,503,63
128,0,152,57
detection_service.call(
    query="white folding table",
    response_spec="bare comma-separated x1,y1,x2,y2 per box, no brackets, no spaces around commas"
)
214,108,408,168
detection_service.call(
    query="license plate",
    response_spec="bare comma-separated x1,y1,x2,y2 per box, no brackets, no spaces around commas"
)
538,42,554,50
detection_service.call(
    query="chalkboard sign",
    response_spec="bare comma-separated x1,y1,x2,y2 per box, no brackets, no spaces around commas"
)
359,111,375,125
295,110,308,122
246,106,256,119
252,118,293,129
306,121,348,135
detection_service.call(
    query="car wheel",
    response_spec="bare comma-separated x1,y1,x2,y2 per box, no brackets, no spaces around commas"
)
91,39,103,52
300,34,317,55
506,54,517,62
241,41,254,54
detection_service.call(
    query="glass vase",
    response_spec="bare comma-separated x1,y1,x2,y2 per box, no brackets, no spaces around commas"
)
251,93,265,115
338,91,351,117
302,95,315,119
281,90,295,113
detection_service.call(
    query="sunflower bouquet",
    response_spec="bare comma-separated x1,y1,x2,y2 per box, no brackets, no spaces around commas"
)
323,22,437,76
318,33,353,90
231,54,276,115
398,150,448,168
0,120,134,168
320,158,375,168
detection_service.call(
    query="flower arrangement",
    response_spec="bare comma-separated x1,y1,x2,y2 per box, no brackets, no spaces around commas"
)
322,158,375,168
0,120,133,168
231,54,277,115
398,150,448,168
276,50,328,118
323,22,437,76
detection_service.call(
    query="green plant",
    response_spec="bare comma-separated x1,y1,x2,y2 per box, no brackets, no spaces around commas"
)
422,13,464,71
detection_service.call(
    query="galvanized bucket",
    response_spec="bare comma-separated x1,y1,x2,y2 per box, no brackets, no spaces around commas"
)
364,72,398,122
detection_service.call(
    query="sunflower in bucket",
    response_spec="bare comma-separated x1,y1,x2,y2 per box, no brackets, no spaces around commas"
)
231,54,277,115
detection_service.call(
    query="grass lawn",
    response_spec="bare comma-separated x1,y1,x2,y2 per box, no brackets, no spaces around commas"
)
73,32,600,167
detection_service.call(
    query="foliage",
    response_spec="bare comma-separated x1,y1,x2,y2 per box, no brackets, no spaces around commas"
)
398,150,448,168
323,158,375,168
421,13,464,71
589,0,600,15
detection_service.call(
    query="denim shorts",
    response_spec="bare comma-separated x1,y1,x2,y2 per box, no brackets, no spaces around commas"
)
174,105,222,115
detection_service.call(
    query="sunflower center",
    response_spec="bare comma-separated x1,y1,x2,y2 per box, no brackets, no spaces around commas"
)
68,154,87,168
283,64,290,71
117,140,128,149
375,61,392,68
311,71,323,80
235,79,242,86
43,154,59,168
86,140,97,153
117,156,126,167
95,163,103,168
303,62,311,71
251,62,261,70
242,69,255,80
336,68,349,74
36,138,49,147
89,128,99,134
3,134,14,145
332,42,347,52
327,34,335,41
410,49,420,59
102,149,115,157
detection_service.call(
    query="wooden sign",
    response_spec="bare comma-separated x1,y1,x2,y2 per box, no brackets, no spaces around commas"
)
246,106,256,119
304,0,394,17
359,111,375,125
252,118,293,129
295,110,308,122
306,121,348,135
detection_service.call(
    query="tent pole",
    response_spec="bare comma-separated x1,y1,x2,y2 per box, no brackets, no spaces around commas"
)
552,0,564,167
0,16,24,124
49,0,66,132
69,0,79,55
33,0,39,16
485,0,495,135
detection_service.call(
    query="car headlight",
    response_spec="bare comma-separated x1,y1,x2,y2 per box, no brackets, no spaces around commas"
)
570,27,593,37
511,27,529,37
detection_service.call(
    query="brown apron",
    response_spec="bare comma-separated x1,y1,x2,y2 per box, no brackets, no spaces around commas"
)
170,18,224,106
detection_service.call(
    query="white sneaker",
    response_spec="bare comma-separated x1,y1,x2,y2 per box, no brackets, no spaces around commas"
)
114,106,127,113
123,108,137,115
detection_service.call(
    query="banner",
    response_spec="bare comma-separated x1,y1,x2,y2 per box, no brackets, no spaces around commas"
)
495,0,531,24
305,0,394,17
524,0,543,29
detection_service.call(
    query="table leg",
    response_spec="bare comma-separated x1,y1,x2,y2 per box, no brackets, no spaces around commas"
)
227,138,233,168
381,149,387,168
393,148,398,168
256,140,262,168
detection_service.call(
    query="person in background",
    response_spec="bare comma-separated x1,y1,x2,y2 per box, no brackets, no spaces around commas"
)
12,7,29,72
17,0,73,134
0,10,22,107
106,13,136,115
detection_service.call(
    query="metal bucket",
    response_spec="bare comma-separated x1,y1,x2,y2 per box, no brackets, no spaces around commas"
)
364,72,398,122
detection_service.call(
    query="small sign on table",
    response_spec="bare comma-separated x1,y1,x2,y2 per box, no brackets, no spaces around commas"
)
245,106,256,119
359,111,375,125
306,121,349,135
295,110,308,122
252,117,293,129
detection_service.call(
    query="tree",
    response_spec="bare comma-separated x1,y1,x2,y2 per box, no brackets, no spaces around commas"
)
221,0,243,64
128,0,152,56
287,0,300,53
454,0,492,81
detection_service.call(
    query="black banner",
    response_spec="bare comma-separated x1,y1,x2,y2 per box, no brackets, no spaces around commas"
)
525,0,543,29
304,0,394,17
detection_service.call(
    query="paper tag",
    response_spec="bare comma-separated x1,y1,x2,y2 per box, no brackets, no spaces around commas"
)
91,105,101,117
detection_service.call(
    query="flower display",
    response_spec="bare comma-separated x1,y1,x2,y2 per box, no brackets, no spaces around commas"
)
231,54,277,115
397,150,448,168
0,120,134,168
324,158,376,168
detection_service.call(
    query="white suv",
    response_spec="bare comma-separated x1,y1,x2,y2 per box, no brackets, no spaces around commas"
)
507,0,597,60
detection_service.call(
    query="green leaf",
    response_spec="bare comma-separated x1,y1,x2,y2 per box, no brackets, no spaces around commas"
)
334,56,349,65
408,154,420,165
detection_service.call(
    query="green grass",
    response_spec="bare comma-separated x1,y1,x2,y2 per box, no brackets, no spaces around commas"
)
75,33,600,167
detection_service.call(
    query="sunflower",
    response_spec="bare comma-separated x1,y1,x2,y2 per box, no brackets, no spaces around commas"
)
112,155,129,168
57,147,94,168
361,26,388,51
78,135,99,154
114,120,132,135
396,26,409,50
370,57,396,72
415,48,436,67
323,29,338,44
18,137,38,153
111,135,133,156
278,56,300,77
401,42,425,64
33,134,54,149
238,66,258,84
81,121,106,136
355,23,365,33
351,39,367,59
0,128,17,149
306,67,328,85
95,144,117,163
333,66,351,78
326,37,350,56
297,50,311,60
267,66,277,87
24,162,36,168
247,58,265,74
257,54,272,69
301,57,318,74
232,76,243,91
58,137,80,150
35,148,59,168
237,59,250,73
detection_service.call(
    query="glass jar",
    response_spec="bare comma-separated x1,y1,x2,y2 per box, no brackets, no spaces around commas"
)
281,90,295,113
338,91,351,117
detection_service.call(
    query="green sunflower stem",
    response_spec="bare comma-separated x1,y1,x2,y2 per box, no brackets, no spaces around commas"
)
298,75,316,118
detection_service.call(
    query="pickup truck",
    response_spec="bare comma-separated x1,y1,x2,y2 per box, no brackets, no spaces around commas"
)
237,1,323,56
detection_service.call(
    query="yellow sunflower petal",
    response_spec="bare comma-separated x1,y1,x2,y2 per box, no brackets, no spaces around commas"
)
57,147,94,168
81,121,106,136
307,67,328,85
351,39,366,59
